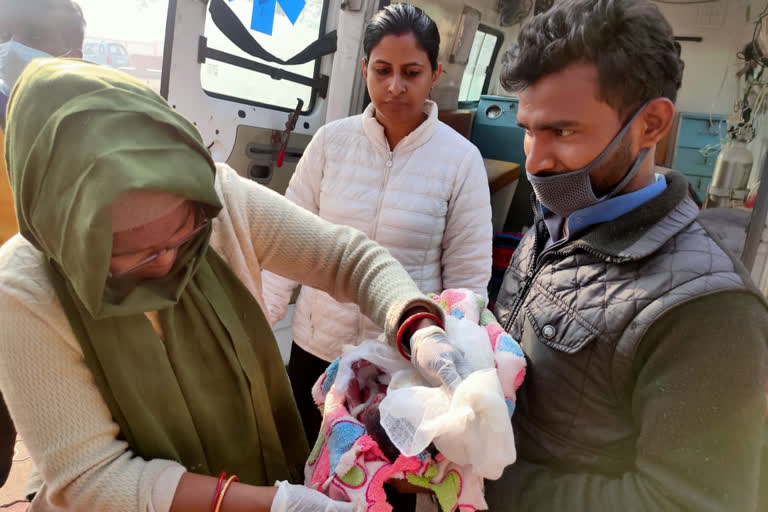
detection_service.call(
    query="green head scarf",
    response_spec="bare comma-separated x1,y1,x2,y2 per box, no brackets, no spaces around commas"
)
5,59,307,484
6,58,221,318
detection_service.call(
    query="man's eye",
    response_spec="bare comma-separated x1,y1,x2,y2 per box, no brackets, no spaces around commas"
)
406,70,421,77
555,129,574,137
375,68,390,76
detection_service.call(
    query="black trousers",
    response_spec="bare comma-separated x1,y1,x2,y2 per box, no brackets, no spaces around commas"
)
286,342,416,511
0,394,15,488
286,342,328,446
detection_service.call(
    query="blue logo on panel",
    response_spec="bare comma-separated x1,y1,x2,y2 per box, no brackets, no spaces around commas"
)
230,0,306,36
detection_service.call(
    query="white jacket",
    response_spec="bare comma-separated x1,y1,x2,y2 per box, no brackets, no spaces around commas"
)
262,101,492,361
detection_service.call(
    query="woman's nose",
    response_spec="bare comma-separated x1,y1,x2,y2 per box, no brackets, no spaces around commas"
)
388,75,406,96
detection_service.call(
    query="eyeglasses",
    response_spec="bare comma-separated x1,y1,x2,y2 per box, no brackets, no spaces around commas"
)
108,216,209,279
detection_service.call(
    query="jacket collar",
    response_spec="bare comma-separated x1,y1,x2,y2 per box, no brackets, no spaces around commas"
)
361,100,438,153
536,170,700,262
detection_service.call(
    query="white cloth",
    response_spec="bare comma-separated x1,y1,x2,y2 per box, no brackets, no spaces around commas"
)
380,316,516,480
262,101,493,361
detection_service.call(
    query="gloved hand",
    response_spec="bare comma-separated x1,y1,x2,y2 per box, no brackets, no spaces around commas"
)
410,325,473,391
271,481,359,512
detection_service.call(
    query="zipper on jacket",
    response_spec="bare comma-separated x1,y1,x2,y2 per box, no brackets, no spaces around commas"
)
504,205,544,332
503,194,546,331
360,150,395,340
502,197,630,333
369,150,395,242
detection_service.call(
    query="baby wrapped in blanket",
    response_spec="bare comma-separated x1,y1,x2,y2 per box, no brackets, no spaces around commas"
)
305,289,526,512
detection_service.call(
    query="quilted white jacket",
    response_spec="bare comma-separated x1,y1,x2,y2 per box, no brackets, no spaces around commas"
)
262,100,492,361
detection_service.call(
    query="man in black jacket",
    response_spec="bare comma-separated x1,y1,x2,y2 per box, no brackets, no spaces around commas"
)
486,1,768,510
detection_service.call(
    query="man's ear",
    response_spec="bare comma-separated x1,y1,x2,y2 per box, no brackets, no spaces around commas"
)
638,97,675,148
361,58,368,82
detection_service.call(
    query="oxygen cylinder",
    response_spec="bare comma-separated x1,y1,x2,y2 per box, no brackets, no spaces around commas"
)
707,140,754,207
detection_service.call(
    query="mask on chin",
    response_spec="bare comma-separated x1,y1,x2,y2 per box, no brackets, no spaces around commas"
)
526,101,653,218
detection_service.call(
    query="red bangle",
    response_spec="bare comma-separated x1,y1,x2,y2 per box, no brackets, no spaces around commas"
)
396,312,443,360
211,471,227,512
213,475,239,512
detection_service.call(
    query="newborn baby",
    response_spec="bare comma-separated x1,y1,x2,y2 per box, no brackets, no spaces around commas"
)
305,289,526,512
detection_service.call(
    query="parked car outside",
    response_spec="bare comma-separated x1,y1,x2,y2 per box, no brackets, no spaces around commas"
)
82,40,131,70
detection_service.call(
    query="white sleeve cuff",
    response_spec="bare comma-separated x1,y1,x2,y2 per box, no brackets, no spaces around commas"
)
150,465,187,512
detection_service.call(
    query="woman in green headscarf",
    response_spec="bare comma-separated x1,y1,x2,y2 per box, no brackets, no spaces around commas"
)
0,59,471,511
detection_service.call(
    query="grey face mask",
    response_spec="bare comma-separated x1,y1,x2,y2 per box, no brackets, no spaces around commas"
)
526,102,652,218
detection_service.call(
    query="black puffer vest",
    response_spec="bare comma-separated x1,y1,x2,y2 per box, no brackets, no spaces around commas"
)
493,171,755,471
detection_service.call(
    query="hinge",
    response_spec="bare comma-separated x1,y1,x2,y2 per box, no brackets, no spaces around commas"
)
341,0,363,11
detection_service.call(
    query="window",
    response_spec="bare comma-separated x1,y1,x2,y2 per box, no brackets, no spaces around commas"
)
201,0,329,112
458,25,504,105
83,42,98,55
109,43,128,56
78,0,168,93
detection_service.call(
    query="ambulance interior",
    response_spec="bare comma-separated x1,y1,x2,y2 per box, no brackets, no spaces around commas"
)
1,0,768,502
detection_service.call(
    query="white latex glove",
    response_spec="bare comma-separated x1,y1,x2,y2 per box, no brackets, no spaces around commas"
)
410,325,473,391
271,481,359,512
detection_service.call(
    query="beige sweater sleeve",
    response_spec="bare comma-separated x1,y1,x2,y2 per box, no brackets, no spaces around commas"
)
0,164,445,512
0,238,185,512
212,163,445,344
259,128,324,326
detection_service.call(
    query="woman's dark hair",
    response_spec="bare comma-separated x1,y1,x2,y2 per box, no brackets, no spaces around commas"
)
363,3,440,71
500,0,684,116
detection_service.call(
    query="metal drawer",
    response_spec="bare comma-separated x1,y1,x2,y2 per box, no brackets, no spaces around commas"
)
676,115,726,149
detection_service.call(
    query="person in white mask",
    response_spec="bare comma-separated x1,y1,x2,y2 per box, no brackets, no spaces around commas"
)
486,1,768,511
0,0,85,128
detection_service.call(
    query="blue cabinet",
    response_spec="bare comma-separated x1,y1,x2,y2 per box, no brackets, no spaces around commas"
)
671,112,727,201
676,115,726,148
471,95,527,166
674,147,719,176
471,95,533,231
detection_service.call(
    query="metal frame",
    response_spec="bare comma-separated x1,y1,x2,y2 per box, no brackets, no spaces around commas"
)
742,150,768,273
160,0,179,100
197,0,333,115
199,42,330,110
160,0,338,162
479,24,505,98
457,24,505,109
